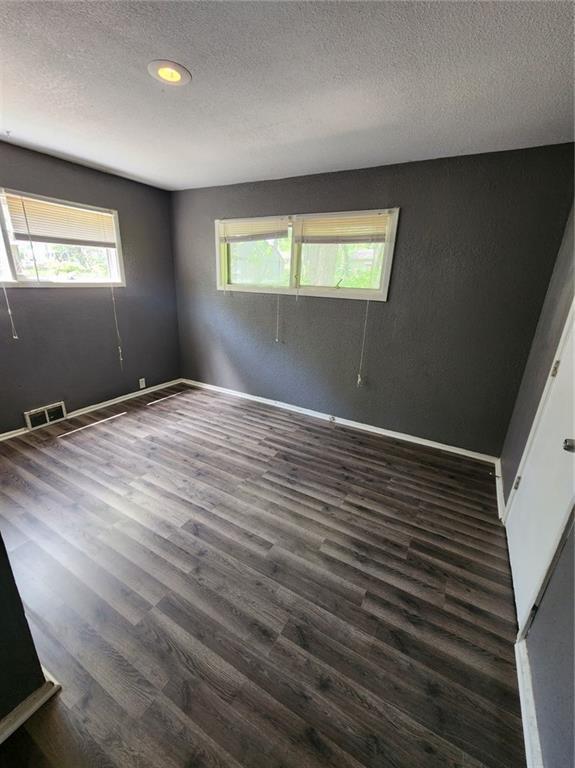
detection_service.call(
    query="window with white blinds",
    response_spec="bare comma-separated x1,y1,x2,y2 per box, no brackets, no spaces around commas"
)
216,215,293,288
0,189,124,286
215,208,399,300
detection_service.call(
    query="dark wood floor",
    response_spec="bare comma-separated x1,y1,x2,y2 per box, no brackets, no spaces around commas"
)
0,384,525,768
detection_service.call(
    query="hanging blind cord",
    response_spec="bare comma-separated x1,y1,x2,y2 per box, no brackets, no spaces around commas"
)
110,286,124,370
356,300,370,387
20,198,40,283
1,283,18,339
275,294,280,343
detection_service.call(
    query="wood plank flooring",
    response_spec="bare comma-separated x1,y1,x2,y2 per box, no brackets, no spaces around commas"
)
0,384,525,768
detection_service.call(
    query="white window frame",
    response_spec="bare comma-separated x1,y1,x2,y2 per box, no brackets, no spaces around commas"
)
0,188,126,288
215,207,399,302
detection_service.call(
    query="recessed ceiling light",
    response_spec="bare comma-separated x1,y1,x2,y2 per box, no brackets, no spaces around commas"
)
147,60,191,86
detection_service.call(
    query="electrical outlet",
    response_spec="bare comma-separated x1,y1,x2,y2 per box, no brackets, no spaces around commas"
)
139,378,146,389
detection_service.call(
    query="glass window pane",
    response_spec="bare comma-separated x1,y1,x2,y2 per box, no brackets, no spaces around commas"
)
228,236,291,286
11,241,119,283
300,242,384,290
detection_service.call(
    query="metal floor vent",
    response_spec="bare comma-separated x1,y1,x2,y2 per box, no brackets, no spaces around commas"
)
24,401,67,430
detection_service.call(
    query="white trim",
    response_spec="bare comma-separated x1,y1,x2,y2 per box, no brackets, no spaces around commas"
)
69,379,182,419
0,425,29,443
214,283,392,302
515,640,544,768
181,378,497,465
0,280,125,289
494,457,506,520
0,379,182,443
0,672,61,745
503,299,575,523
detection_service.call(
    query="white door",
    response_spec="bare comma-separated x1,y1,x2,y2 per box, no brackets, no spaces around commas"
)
506,309,575,635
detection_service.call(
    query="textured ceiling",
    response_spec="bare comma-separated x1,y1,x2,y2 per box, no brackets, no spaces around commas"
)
0,1,573,190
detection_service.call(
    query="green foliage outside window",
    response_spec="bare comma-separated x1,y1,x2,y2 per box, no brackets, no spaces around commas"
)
13,242,114,282
228,238,383,290
228,237,291,286
300,242,384,289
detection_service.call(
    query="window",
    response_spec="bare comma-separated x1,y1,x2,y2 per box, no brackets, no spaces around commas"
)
216,208,399,301
0,189,124,287
220,216,292,288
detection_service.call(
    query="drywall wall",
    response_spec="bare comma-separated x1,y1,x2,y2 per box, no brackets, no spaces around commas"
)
500,206,574,497
0,142,180,434
0,533,45,720
172,144,573,455
526,525,574,768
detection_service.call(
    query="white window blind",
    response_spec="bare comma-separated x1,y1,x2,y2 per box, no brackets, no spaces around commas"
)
5,193,116,248
217,216,290,243
296,210,392,244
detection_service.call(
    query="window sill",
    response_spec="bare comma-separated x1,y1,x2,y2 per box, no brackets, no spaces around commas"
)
1,281,126,289
216,284,388,302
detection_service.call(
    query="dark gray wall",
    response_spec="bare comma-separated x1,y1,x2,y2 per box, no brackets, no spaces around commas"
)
0,533,45,719
500,205,574,497
527,524,574,768
0,142,180,434
173,144,573,456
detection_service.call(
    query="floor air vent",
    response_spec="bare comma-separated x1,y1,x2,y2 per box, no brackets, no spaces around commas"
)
24,401,67,430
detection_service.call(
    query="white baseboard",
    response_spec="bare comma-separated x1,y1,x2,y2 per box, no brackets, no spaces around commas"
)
181,378,498,466
70,379,182,419
0,373,499,469
515,640,543,768
0,379,182,443
0,376,499,467
0,672,61,745
0,425,28,443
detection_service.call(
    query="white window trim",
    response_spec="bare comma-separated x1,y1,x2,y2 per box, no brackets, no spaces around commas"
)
0,188,126,288
215,207,399,302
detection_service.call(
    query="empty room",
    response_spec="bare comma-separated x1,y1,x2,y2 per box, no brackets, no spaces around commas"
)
0,2,573,767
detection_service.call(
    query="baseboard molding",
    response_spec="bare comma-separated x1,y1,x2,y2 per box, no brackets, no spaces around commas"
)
0,426,29,443
181,378,498,466
0,374,499,467
515,640,543,768
0,379,182,443
0,673,61,745
0,376,499,467
70,379,183,419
